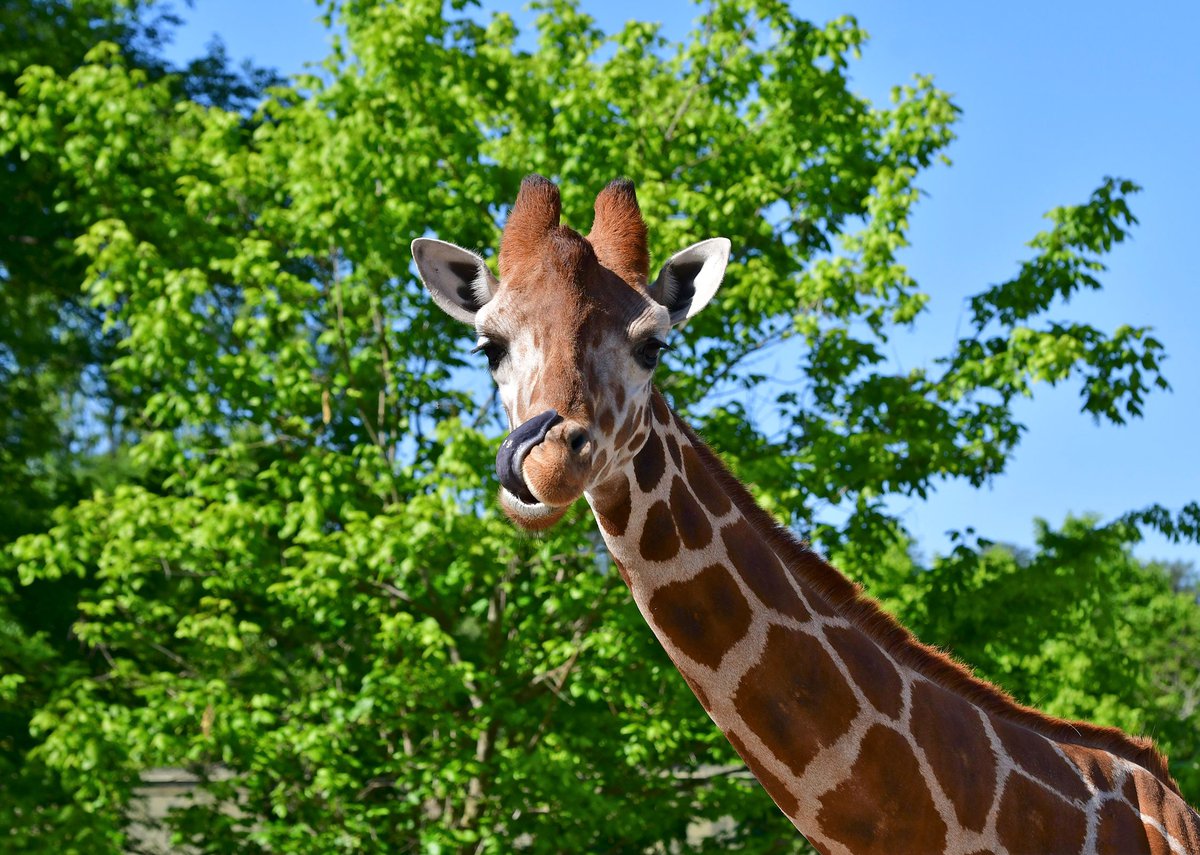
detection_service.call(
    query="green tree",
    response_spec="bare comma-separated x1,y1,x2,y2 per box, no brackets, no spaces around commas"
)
2,0,1197,851
0,0,280,543
0,1,282,849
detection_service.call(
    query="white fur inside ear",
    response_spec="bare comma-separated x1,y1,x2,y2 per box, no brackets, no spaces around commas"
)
650,237,731,325
412,238,498,325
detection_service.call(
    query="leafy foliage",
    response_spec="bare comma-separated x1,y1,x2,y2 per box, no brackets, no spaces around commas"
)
1,0,1197,851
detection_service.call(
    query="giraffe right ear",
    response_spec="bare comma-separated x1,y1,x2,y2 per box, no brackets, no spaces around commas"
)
412,238,499,324
648,238,731,326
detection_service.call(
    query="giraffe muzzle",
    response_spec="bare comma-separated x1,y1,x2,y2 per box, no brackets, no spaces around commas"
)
496,408,563,505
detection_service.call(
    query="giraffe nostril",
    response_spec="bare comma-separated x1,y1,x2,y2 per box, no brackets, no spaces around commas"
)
566,425,591,455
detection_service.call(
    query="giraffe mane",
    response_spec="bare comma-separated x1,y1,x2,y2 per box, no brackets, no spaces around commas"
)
670,408,1183,796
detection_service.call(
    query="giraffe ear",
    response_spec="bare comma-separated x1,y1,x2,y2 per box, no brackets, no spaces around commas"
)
648,238,731,325
412,238,499,324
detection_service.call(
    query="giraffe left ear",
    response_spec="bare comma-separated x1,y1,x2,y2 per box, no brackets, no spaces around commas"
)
412,238,499,325
648,238,731,325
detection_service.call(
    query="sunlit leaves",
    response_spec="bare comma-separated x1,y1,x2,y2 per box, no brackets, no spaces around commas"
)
1,0,1197,851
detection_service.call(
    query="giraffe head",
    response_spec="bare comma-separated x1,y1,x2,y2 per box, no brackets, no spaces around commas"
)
414,175,730,530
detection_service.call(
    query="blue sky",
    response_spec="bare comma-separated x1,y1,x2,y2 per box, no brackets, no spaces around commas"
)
165,1,1200,565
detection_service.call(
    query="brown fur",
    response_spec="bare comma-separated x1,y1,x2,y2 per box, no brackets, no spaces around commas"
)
499,174,562,280
669,405,1183,796
486,178,656,524
495,176,1177,792
587,178,649,286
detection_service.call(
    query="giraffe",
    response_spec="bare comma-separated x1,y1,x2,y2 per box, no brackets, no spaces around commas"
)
412,174,1200,854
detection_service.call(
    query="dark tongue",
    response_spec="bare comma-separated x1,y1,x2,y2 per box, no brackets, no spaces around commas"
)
496,409,561,505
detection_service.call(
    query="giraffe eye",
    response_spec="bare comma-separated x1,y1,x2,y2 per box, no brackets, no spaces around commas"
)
471,338,508,371
634,337,671,370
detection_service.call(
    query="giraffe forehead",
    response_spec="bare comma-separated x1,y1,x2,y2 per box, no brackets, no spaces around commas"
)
476,273,667,351
489,223,658,329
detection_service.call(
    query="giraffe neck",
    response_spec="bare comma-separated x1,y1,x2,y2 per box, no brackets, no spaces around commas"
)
583,391,1200,855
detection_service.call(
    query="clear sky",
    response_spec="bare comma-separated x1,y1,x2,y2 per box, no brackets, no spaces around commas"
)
164,1,1200,565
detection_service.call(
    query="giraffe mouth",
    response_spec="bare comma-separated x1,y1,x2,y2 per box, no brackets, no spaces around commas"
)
496,409,563,506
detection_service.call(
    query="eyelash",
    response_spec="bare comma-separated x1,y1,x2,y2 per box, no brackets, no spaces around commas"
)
472,337,669,371
471,338,508,371
635,337,671,370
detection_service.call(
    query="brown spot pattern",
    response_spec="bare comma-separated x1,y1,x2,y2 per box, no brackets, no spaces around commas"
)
1149,770,1200,852
648,564,752,670
1097,800,1151,854
682,444,732,517
995,774,1087,853
651,390,671,424
594,475,631,536
612,556,631,587
734,625,858,776
669,476,712,550
1059,743,1117,792
614,414,634,449
679,669,711,709
1146,823,1174,855
785,557,842,617
640,500,679,562
909,679,996,832
666,433,682,469
1170,810,1200,855
993,718,1091,804
627,430,646,452
1122,767,1144,805
817,725,948,855
598,408,615,435
1118,768,1137,806
727,730,800,817
824,626,903,720
722,519,809,620
633,432,666,493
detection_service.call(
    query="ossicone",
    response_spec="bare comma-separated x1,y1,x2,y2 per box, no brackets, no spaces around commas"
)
588,177,649,286
500,174,562,278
